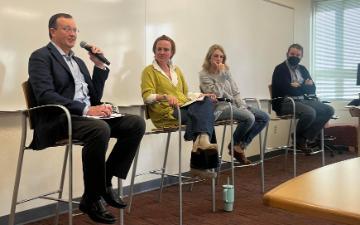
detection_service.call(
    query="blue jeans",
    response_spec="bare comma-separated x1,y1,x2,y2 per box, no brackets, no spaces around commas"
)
216,105,269,147
173,97,215,141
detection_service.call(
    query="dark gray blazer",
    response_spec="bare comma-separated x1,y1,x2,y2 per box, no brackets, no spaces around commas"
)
28,42,109,149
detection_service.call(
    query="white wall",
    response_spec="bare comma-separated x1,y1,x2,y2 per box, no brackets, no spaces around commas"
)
0,0,338,218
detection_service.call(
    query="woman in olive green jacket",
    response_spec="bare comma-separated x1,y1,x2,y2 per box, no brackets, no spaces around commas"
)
141,35,218,176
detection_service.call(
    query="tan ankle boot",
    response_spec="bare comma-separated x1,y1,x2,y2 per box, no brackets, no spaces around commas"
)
228,144,251,165
192,133,218,152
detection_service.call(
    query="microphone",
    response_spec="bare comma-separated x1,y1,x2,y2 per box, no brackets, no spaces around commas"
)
80,41,110,65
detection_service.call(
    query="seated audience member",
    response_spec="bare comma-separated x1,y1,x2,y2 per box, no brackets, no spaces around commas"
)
141,35,218,177
200,44,269,164
28,13,146,224
271,43,334,153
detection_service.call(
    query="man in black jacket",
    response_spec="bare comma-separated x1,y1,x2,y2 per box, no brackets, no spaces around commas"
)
28,13,145,224
271,43,334,153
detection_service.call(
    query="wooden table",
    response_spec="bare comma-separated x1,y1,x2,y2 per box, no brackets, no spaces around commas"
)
263,157,360,225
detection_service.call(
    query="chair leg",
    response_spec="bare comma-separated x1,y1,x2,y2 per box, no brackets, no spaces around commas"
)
54,145,70,225
287,118,293,147
211,169,216,212
292,119,297,177
118,179,124,225
285,119,293,170
216,124,227,183
9,113,27,225
257,122,263,192
158,132,172,202
229,104,235,187
177,107,183,225
68,144,73,225
127,146,140,213
260,125,267,193
321,128,325,166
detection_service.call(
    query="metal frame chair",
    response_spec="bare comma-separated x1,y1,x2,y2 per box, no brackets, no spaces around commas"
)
9,81,79,225
215,98,266,192
9,81,125,225
264,84,325,179
197,86,266,192
127,105,216,225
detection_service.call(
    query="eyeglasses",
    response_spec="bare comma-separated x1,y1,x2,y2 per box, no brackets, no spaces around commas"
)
54,26,79,34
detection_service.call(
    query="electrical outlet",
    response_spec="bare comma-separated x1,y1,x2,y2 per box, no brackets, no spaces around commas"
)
273,125,277,134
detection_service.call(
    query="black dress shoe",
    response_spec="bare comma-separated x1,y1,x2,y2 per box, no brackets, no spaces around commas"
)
306,139,321,149
103,187,127,209
79,197,116,224
296,143,313,155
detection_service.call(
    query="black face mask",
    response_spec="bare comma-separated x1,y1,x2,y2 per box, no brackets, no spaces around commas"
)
287,56,301,66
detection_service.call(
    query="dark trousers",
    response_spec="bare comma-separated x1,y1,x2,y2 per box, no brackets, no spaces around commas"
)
279,99,334,144
173,97,215,141
58,114,145,200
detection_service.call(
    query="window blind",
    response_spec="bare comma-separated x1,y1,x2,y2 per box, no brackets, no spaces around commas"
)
312,0,360,100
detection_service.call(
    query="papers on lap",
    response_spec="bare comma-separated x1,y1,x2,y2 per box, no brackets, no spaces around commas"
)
84,113,125,119
181,95,205,108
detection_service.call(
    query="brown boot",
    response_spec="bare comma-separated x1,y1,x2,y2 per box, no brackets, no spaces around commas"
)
228,144,251,165
192,133,218,152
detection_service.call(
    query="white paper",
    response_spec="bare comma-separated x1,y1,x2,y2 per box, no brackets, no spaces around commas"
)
181,96,205,108
84,113,125,119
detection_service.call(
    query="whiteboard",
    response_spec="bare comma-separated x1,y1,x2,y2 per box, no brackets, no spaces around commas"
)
0,0,293,109
146,0,294,99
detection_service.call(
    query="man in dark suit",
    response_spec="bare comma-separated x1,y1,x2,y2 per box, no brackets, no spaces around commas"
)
271,43,334,154
28,13,145,224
